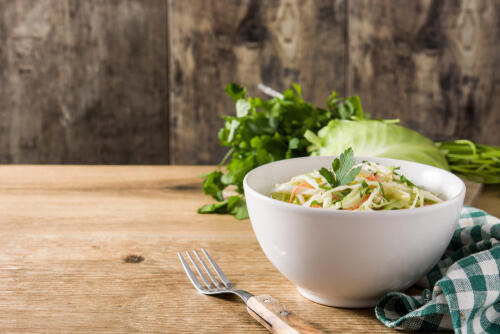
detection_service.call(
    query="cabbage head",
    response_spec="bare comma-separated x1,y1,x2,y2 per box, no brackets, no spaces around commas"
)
305,120,449,170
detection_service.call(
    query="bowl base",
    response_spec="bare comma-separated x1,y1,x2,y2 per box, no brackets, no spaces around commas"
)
297,287,379,308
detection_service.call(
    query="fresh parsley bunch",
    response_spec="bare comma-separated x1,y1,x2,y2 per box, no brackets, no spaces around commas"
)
198,83,365,219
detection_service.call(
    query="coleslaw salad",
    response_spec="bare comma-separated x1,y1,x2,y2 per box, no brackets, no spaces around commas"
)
271,161,442,211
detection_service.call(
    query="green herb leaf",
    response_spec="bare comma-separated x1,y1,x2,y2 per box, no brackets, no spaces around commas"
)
201,171,225,201
378,182,386,198
332,191,344,200
319,167,335,187
236,99,251,117
226,83,246,102
198,195,248,220
335,147,357,185
292,83,302,97
360,180,372,197
227,196,249,220
319,147,361,188
198,200,229,214
227,119,240,143
400,175,415,187
289,137,300,150
341,189,352,196
346,96,364,120
344,165,362,185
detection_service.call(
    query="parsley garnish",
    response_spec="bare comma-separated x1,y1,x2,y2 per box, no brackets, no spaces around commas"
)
392,169,416,187
332,191,344,198
400,175,415,187
360,180,371,198
319,147,362,188
378,182,386,198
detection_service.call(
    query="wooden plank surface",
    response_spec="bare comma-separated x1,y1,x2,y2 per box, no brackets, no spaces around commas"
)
0,165,498,333
463,179,482,206
347,0,500,145
168,0,346,164
0,0,169,164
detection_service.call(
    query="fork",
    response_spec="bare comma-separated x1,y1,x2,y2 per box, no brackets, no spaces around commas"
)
178,248,324,333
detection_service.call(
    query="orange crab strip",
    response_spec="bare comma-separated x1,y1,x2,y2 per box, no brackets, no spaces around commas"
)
347,195,370,210
300,181,314,189
289,182,314,203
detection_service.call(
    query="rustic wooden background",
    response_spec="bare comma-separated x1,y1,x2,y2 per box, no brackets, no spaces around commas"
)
1,0,498,164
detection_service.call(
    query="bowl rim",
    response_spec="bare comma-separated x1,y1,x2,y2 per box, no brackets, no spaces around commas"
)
243,155,466,216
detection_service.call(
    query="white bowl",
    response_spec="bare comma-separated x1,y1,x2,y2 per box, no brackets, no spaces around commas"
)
243,156,465,308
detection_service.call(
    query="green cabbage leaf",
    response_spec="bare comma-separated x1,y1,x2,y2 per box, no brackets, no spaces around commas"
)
305,120,449,170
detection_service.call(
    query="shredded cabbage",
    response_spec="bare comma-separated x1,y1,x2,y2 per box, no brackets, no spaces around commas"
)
270,161,442,211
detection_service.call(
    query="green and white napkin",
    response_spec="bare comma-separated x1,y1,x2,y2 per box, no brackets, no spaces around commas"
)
376,207,500,333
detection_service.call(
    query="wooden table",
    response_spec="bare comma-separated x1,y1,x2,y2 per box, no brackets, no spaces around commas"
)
1,166,499,333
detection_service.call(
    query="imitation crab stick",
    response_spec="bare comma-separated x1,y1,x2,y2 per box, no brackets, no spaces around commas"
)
289,182,313,203
347,195,370,210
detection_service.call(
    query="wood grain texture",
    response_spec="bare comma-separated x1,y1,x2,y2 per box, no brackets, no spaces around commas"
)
463,179,482,206
0,165,497,333
347,0,500,145
168,0,346,164
0,0,168,164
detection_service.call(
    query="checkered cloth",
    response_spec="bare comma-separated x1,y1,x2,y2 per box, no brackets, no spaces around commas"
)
376,207,500,333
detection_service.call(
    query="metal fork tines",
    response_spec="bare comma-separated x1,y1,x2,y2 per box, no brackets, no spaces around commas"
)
178,248,252,302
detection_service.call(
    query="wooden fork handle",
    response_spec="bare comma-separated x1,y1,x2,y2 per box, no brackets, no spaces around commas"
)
246,295,324,333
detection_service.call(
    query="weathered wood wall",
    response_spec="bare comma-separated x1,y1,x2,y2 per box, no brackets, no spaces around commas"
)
0,0,498,164
348,0,500,144
0,0,168,164
169,0,346,164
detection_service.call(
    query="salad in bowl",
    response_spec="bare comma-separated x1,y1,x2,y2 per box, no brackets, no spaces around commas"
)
271,148,442,211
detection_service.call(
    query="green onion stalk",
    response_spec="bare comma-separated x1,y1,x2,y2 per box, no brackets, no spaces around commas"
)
436,140,500,184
